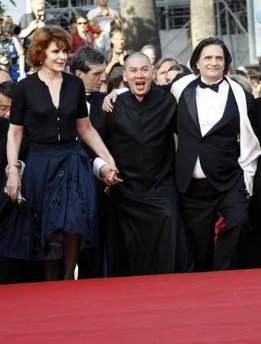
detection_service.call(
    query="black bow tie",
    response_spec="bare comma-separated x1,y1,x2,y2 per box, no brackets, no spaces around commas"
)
198,78,224,92
86,93,93,102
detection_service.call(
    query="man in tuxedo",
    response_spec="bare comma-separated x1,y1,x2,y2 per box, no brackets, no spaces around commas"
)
102,39,258,272
171,37,261,271
70,46,108,278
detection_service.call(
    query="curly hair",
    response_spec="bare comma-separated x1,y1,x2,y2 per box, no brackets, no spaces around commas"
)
27,26,72,67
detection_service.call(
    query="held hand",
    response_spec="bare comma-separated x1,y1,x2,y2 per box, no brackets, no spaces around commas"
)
102,90,118,112
99,164,123,186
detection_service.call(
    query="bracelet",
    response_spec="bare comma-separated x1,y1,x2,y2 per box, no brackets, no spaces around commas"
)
9,162,21,172
13,162,21,169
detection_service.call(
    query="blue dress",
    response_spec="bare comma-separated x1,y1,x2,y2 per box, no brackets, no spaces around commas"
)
0,72,98,260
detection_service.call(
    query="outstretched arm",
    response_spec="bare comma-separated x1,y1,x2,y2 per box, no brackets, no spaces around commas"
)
77,117,122,185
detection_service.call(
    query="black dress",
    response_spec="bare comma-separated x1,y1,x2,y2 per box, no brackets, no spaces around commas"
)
105,88,190,276
0,72,97,260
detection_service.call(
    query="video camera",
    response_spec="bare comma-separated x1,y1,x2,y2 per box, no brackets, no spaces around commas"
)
36,9,45,22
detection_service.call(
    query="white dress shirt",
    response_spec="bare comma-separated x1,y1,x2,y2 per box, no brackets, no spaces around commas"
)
193,77,229,178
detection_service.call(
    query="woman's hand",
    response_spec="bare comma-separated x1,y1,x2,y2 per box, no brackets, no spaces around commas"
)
99,164,123,186
6,167,21,202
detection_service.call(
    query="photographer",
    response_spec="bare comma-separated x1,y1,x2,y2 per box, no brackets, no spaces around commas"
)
19,0,56,51
0,16,24,82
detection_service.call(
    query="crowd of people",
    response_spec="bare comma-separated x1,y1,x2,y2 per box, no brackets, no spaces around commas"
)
1,0,261,284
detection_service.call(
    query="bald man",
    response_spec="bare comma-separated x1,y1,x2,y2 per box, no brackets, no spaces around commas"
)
99,52,190,276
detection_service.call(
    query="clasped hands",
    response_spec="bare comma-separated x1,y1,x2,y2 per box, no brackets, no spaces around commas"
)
99,164,123,186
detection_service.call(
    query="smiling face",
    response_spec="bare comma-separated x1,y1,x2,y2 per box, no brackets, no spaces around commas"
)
196,44,225,83
123,53,154,102
42,41,68,73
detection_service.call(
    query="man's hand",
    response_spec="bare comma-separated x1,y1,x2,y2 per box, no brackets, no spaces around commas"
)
99,164,123,186
102,90,118,112
37,21,45,28
29,20,39,32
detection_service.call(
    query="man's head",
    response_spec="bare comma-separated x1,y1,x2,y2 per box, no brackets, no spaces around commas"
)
140,44,157,65
31,0,45,16
123,52,154,102
0,81,15,119
154,57,179,85
97,0,109,6
190,37,232,83
0,68,11,83
70,46,106,92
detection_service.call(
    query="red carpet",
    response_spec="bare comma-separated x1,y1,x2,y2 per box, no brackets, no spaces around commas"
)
1,269,261,343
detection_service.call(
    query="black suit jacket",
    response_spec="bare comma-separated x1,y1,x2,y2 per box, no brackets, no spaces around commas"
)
83,91,107,162
88,92,106,138
175,78,250,193
251,97,261,140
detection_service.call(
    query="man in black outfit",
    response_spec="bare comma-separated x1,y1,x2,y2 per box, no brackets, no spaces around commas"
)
70,46,108,278
171,37,260,271
97,52,191,276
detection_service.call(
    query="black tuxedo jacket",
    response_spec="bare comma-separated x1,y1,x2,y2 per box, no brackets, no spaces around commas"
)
252,97,261,140
175,78,253,193
84,91,107,163
88,91,106,139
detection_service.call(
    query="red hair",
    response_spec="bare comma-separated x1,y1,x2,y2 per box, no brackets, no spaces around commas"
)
27,26,72,67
